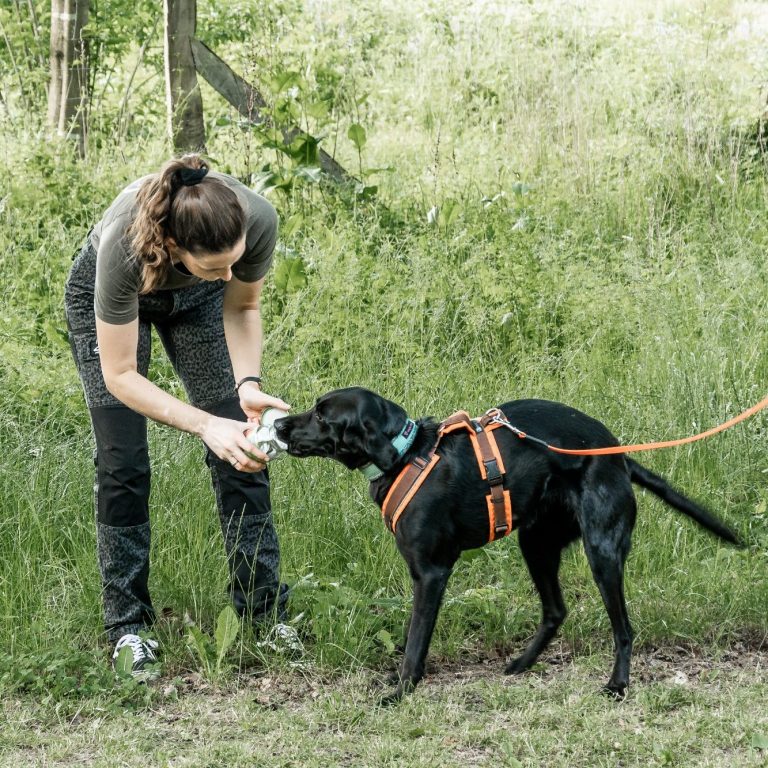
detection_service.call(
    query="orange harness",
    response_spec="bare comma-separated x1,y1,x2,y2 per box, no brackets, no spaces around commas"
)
381,409,513,542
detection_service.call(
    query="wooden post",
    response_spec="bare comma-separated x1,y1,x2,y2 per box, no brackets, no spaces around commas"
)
164,0,206,152
190,39,353,183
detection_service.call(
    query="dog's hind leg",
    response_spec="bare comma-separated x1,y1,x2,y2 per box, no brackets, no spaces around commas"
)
578,480,636,698
382,559,454,704
505,526,568,675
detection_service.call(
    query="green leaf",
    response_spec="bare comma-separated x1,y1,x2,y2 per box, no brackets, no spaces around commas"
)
113,646,134,680
294,166,323,184
348,123,367,150
354,182,378,200
305,100,330,119
751,733,768,749
361,165,394,178
282,212,305,238
269,70,305,94
440,198,462,228
186,625,214,676
214,605,240,671
274,257,308,295
288,134,320,164
375,629,395,654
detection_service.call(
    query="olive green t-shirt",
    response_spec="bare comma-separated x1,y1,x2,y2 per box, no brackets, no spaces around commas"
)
91,171,278,324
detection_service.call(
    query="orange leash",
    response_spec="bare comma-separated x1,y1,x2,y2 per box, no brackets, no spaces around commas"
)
494,394,768,456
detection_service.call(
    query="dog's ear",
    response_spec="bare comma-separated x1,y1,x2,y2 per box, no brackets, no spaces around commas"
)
357,395,409,471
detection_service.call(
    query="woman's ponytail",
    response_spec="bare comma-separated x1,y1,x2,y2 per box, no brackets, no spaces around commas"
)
128,154,245,294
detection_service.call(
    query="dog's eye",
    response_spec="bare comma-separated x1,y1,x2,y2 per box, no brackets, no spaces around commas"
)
314,411,324,423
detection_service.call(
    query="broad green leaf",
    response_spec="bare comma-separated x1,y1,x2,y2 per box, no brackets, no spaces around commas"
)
113,646,134,679
269,70,305,94
282,212,305,238
294,166,323,183
751,733,768,749
215,605,240,670
375,629,395,654
354,182,377,199
186,626,214,677
289,134,320,164
348,123,367,150
305,100,330,119
440,198,462,228
274,257,308,294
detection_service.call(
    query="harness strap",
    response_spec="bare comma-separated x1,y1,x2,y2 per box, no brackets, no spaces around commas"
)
381,454,441,533
381,410,512,541
475,412,513,541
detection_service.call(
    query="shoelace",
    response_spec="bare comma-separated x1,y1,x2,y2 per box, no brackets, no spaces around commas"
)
114,634,158,663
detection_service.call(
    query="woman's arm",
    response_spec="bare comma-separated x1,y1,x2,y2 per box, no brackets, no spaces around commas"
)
222,275,291,419
95,317,269,471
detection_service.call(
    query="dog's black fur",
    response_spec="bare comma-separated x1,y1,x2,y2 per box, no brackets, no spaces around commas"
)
275,387,741,703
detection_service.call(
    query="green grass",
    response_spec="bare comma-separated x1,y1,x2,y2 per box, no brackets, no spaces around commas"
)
1,649,767,767
1,0,767,764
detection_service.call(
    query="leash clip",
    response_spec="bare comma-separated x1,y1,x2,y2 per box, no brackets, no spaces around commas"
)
486,409,527,439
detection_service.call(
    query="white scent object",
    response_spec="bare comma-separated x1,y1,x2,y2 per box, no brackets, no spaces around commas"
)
260,407,288,429
245,407,288,460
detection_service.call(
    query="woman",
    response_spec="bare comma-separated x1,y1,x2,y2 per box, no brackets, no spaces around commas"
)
64,153,290,679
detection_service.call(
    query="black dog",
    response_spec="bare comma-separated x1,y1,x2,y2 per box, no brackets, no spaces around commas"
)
275,387,740,702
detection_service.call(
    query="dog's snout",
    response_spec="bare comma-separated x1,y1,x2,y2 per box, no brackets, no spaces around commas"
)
274,417,288,439
272,411,317,454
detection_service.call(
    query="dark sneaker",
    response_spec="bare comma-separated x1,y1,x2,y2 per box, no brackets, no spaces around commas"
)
112,634,160,681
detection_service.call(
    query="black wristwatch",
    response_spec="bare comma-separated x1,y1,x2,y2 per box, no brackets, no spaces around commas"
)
235,375,262,393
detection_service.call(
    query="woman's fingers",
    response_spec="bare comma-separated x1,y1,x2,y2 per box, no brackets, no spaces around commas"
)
203,417,269,472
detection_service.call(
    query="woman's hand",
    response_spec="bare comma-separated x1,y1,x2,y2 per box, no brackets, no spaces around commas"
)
237,382,291,424
200,414,270,473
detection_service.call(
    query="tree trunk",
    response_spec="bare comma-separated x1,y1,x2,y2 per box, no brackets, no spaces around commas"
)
164,0,205,152
47,0,64,128
47,0,88,157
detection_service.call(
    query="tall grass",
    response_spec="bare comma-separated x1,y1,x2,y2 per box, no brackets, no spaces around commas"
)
0,0,766,679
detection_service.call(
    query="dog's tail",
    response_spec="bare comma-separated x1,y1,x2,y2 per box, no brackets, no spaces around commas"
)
627,459,742,545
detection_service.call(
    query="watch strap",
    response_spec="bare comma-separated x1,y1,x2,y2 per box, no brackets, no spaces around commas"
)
236,375,262,393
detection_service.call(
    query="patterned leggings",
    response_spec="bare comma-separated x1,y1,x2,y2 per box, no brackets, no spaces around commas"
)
64,237,287,642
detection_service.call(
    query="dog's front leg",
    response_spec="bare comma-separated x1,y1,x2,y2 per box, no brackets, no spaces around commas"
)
381,563,452,705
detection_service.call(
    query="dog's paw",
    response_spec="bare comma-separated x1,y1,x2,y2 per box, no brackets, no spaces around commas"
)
601,683,627,701
504,656,532,675
379,688,405,707
378,677,417,706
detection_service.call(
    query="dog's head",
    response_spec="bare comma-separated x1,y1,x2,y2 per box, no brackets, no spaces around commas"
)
274,387,410,472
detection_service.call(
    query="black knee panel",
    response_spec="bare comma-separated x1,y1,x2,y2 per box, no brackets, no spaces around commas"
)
202,397,271,510
90,405,151,526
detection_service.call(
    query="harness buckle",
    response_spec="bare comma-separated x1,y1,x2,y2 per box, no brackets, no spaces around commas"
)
494,524,509,535
484,458,503,485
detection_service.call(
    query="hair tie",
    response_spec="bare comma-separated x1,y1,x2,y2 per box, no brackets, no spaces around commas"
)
178,167,209,187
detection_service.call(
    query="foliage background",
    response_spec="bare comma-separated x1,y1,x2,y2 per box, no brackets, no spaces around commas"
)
0,0,766,691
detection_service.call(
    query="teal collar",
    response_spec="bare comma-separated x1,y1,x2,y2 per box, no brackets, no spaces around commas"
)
360,418,418,482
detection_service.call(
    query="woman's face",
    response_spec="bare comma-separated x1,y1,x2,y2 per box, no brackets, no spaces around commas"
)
167,235,246,282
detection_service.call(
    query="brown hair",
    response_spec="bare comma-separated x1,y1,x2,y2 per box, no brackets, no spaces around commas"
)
128,154,247,294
